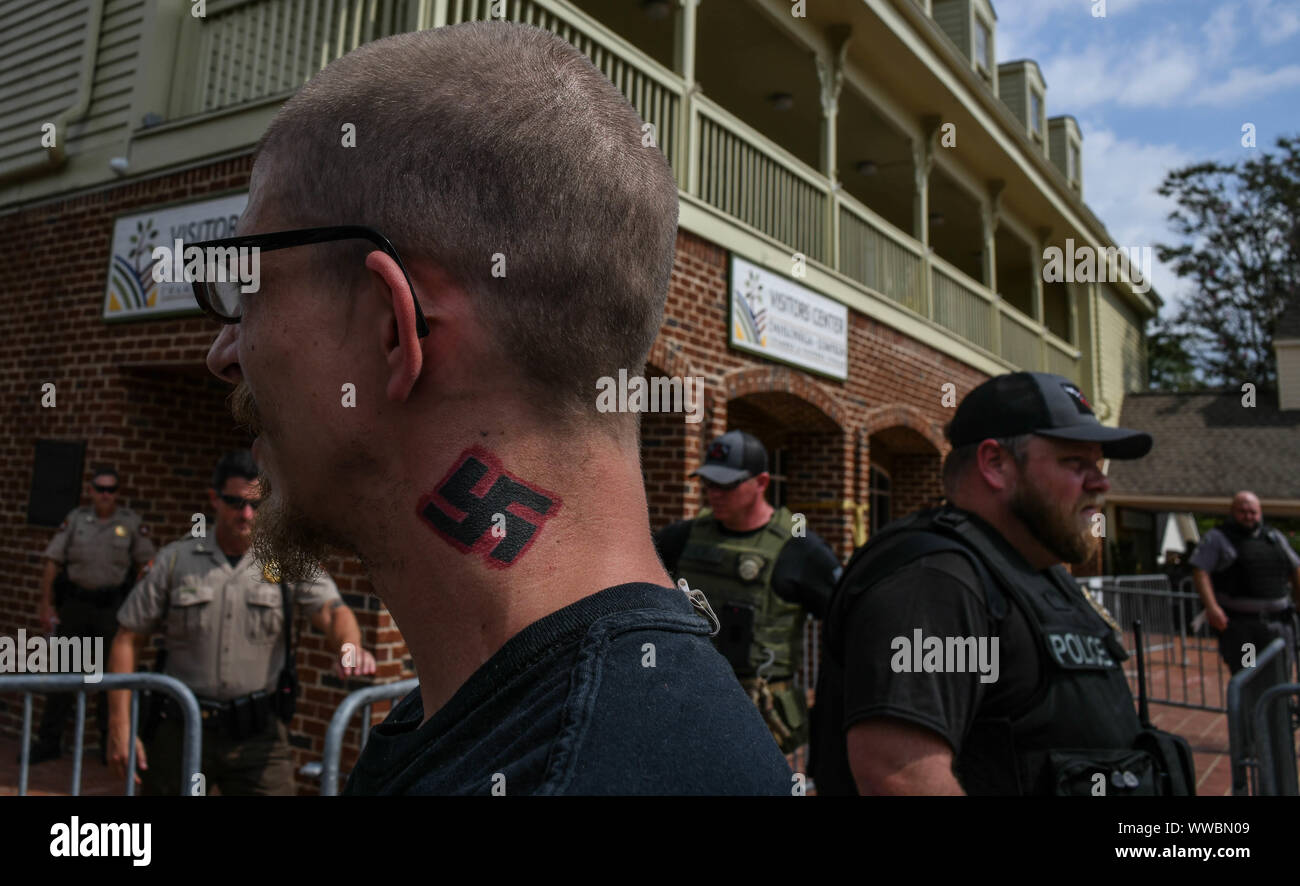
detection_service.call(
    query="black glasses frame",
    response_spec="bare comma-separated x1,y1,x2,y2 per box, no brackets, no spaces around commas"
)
92,484,119,494
188,225,430,338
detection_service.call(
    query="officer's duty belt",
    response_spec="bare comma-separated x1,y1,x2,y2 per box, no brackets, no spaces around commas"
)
159,691,276,741
1224,605,1296,623
63,585,126,607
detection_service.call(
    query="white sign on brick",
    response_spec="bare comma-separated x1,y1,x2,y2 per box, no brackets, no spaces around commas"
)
103,193,248,321
729,255,848,380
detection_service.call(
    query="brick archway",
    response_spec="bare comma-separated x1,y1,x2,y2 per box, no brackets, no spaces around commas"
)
859,404,947,454
721,365,847,431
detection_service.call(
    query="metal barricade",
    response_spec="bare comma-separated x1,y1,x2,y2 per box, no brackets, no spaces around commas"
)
319,677,418,796
1226,638,1292,795
2,673,201,796
1252,682,1300,796
1080,575,1228,712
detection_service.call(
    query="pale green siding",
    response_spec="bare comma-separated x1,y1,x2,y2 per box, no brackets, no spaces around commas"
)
932,0,970,61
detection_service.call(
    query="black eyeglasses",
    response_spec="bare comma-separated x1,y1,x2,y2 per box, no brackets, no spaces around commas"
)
187,225,430,338
219,494,263,511
92,483,118,494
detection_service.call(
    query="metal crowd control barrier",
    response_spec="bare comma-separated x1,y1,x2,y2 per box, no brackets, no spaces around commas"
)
1080,575,1229,712
1252,682,1300,796
319,677,418,796
3,673,201,796
1226,638,1292,796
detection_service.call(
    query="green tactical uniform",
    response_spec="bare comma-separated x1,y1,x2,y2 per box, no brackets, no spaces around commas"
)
674,506,808,753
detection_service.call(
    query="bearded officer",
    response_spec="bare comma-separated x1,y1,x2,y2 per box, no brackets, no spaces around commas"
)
105,450,377,795
810,373,1195,795
1190,491,1300,675
24,466,154,764
654,430,842,755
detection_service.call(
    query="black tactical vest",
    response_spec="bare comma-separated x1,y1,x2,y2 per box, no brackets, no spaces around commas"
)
820,507,1149,796
1213,522,1294,602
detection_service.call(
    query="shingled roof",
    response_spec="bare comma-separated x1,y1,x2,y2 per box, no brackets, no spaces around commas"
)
1107,390,1300,500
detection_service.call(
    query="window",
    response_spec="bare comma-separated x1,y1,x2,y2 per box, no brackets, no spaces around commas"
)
1069,142,1081,183
1030,92,1042,134
975,19,991,72
869,465,892,535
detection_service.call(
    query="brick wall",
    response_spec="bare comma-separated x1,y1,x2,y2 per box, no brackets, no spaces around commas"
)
1,153,991,789
0,155,411,793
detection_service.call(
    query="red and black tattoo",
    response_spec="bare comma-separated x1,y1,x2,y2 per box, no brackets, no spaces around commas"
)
417,446,561,568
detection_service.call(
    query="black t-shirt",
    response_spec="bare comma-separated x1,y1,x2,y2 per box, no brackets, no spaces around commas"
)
342,583,793,795
654,517,842,618
836,551,1040,755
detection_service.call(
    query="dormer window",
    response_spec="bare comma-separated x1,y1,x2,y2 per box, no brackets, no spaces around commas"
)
975,18,991,73
1030,91,1043,140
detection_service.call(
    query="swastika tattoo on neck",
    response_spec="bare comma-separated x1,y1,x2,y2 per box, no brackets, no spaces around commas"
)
417,447,561,568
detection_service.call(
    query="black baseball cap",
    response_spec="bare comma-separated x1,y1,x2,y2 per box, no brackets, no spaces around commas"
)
692,430,769,485
947,372,1152,459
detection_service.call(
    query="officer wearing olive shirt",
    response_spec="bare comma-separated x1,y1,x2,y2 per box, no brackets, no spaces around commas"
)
106,450,376,795
23,467,154,764
1190,491,1300,675
811,373,1195,796
655,430,842,754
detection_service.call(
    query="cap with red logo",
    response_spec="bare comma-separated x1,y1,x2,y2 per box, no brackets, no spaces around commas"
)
691,430,769,485
946,372,1152,460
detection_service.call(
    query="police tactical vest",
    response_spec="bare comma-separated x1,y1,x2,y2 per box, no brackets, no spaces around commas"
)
675,506,802,677
1213,522,1294,602
826,507,1149,795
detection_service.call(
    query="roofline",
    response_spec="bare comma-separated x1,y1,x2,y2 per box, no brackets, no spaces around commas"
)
1107,494,1300,518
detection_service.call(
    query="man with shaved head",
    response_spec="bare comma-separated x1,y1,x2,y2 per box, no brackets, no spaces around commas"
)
1190,491,1300,674
197,21,792,795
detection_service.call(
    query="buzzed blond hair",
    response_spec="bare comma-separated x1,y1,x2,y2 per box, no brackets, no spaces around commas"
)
255,22,679,432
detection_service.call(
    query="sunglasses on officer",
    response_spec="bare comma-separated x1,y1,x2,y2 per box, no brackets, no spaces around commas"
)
218,494,263,511
92,483,118,494
187,225,429,338
701,477,747,492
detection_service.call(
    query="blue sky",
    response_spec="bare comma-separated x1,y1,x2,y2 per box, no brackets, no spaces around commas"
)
992,0,1300,316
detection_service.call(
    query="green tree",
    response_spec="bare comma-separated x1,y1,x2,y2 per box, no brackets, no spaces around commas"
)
1155,135,1300,388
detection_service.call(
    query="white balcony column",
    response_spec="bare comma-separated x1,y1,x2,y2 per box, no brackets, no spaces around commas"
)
1033,226,1051,371
981,180,1003,293
914,117,940,319
676,0,701,193
815,26,851,269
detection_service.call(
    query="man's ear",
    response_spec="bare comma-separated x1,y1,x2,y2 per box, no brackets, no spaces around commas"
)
974,439,1014,493
207,488,219,511
365,250,425,402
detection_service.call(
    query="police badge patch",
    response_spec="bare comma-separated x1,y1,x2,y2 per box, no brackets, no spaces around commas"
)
738,554,764,581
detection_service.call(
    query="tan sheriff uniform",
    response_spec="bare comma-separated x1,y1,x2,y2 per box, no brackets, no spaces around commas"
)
34,506,154,753
118,535,342,795
44,505,154,592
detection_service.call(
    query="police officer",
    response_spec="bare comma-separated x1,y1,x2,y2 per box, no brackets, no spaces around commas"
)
24,466,154,764
654,430,842,754
811,373,1194,795
1190,491,1300,674
105,450,377,795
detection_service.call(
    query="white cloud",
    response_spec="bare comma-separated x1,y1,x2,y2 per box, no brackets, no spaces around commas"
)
1248,0,1300,45
1194,63,1300,105
1037,35,1199,110
1079,126,1197,310
1201,3,1240,61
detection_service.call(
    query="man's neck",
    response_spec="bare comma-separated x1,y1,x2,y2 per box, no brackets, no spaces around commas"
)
355,440,673,725
93,505,116,520
720,501,775,532
215,527,250,559
951,497,1058,571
